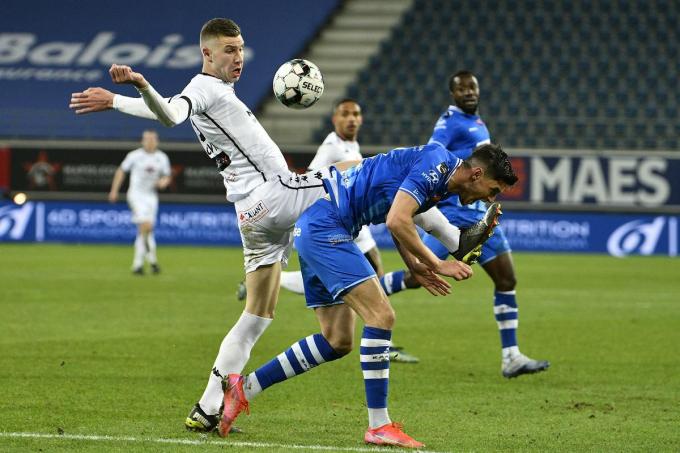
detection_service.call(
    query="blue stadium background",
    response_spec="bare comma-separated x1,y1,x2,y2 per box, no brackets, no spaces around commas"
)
1,0,678,256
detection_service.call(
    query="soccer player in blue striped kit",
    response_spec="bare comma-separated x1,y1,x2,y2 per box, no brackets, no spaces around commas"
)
380,71,550,378
218,143,518,448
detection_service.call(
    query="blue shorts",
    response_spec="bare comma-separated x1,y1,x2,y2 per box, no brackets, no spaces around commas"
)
423,203,511,265
294,198,376,308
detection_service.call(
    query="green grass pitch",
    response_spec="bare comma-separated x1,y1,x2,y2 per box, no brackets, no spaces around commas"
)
1,243,679,452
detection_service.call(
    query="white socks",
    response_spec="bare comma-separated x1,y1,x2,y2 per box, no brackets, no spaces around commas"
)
198,311,272,415
133,233,146,269
368,408,391,429
280,271,305,294
146,233,157,264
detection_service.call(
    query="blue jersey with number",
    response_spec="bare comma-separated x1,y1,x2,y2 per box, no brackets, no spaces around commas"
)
428,105,491,214
323,144,462,237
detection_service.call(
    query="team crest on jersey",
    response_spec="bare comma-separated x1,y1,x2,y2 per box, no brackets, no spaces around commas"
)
436,162,448,174
238,200,268,224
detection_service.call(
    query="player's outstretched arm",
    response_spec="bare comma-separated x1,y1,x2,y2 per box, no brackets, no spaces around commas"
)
70,88,115,115
70,87,162,121
108,64,190,127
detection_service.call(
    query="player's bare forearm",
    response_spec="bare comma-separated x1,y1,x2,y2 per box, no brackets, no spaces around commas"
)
156,176,171,190
392,235,450,296
332,159,362,171
386,192,442,270
108,168,125,202
69,87,115,115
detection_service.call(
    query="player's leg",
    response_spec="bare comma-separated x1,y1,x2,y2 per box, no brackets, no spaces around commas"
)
241,303,354,403
279,270,305,294
480,230,549,378
128,197,148,274
145,197,160,273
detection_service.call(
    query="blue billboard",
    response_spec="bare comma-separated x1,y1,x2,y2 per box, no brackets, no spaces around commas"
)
1,201,678,257
500,152,680,210
1,0,339,140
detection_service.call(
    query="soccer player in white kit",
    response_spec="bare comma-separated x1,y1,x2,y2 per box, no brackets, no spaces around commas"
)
69,18,344,433
109,129,171,274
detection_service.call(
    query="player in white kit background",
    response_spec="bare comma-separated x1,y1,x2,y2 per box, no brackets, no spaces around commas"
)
108,129,171,275
69,18,356,434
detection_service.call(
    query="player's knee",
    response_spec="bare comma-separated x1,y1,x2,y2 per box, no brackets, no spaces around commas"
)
494,274,517,291
379,303,396,330
325,332,354,356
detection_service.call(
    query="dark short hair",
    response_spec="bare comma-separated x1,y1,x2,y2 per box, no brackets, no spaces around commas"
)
467,143,518,186
448,70,476,92
333,98,361,111
200,18,241,42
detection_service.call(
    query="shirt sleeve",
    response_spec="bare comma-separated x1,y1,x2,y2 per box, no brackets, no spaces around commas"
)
160,153,172,177
398,149,447,206
427,113,457,150
308,143,344,170
120,151,136,173
180,79,211,115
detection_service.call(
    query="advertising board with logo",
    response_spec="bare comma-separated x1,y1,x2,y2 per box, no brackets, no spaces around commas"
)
499,151,680,211
1,0,339,140
2,201,677,257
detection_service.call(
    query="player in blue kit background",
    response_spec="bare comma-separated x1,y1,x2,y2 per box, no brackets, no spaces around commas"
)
380,70,550,378
217,143,517,448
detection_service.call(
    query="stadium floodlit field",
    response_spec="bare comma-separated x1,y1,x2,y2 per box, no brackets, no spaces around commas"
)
1,243,679,452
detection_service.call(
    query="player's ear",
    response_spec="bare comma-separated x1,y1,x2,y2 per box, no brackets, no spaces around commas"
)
201,45,211,61
471,166,483,181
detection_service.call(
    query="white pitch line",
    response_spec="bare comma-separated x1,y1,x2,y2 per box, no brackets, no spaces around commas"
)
0,432,450,453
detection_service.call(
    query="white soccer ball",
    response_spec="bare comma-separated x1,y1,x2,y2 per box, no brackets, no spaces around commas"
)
272,59,324,109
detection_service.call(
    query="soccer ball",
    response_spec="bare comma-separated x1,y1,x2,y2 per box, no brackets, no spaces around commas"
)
272,59,324,109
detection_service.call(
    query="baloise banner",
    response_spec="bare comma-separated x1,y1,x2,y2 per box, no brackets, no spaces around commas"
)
1,201,677,257
1,0,339,140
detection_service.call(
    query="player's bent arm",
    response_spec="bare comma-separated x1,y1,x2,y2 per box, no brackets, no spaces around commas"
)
413,206,461,256
156,175,172,190
386,191,443,271
109,167,126,202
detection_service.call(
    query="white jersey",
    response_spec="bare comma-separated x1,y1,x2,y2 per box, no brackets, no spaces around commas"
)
180,74,290,202
308,132,362,170
120,148,171,196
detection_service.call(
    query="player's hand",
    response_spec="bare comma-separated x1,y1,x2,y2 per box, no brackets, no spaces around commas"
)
435,260,473,281
108,191,118,203
109,64,149,89
410,262,451,296
69,87,115,114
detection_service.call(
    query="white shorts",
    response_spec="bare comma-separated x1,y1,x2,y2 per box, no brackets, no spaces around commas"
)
235,169,330,274
127,192,158,225
354,225,377,254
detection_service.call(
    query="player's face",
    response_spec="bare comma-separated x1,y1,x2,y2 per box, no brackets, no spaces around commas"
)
333,101,363,141
203,35,245,83
457,170,507,205
141,131,158,152
452,75,479,114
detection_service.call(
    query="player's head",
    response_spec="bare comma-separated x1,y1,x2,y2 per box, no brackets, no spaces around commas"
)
141,129,159,152
200,18,244,83
452,143,517,204
448,70,479,115
332,98,363,141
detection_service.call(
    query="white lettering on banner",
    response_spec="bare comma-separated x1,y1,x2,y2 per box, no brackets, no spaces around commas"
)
159,212,236,229
0,32,201,68
607,217,666,257
46,209,77,226
503,219,590,239
79,210,132,227
0,203,34,240
531,156,670,206
0,32,254,74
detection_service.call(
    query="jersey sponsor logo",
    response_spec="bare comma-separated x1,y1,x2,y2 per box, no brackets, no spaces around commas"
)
421,170,440,188
0,202,34,240
436,162,449,174
328,233,352,244
238,200,268,224
606,217,668,257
